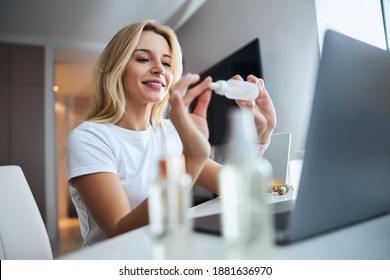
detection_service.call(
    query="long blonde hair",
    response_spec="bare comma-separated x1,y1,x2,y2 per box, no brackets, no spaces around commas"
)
86,20,183,127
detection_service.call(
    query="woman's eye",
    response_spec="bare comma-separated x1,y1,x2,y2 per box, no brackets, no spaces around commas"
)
136,57,149,63
162,61,171,68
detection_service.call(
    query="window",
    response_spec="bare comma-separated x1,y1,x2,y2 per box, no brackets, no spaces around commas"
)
315,0,387,51
382,0,390,50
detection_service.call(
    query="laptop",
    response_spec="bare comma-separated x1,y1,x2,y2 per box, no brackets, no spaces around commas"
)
193,30,390,244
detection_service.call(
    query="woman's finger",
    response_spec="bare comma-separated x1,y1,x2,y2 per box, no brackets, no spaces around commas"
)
230,74,244,81
183,76,212,106
191,89,212,118
168,89,188,124
171,73,200,97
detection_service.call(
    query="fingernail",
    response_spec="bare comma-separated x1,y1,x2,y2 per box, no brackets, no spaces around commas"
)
258,79,264,90
186,73,199,79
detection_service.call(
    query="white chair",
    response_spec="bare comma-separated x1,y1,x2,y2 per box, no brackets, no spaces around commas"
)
0,165,53,259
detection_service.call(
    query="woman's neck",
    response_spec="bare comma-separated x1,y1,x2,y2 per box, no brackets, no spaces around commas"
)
116,104,152,131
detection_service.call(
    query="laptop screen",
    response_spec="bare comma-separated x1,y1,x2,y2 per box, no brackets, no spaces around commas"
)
287,30,390,241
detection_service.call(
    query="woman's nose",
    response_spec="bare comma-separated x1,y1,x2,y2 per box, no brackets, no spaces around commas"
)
151,61,165,75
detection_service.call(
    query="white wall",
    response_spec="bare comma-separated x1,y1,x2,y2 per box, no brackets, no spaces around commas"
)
176,0,320,154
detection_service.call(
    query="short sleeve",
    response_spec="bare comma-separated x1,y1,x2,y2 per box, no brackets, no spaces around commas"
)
66,123,117,187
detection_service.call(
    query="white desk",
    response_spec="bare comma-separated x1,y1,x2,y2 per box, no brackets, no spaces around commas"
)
60,194,390,260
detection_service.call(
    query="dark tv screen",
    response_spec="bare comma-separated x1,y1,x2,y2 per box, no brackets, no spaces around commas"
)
198,38,262,145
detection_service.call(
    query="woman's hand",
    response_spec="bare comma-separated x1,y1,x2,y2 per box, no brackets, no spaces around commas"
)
233,75,277,144
168,73,212,181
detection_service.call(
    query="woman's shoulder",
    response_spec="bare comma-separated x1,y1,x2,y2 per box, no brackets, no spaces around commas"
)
72,121,111,132
68,121,113,141
160,118,176,131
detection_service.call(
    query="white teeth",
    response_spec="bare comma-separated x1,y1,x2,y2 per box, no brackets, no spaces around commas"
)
145,82,163,86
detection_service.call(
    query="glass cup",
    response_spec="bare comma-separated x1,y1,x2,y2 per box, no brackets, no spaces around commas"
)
288,151,305,199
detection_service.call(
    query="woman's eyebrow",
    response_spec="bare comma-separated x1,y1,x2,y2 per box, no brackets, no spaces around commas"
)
133,48,171,59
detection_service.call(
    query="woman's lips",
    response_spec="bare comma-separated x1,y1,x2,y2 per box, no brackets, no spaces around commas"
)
142,80,166,89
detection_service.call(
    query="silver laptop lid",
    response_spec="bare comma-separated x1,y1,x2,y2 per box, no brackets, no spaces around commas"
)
287,30,390,242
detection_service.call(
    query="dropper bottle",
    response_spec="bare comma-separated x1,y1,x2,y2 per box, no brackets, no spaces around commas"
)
209,79,259,100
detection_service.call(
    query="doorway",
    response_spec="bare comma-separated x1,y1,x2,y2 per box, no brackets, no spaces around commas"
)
54,55,97,256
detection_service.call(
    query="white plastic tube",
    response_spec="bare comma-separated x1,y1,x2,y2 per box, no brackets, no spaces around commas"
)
209,80,259,100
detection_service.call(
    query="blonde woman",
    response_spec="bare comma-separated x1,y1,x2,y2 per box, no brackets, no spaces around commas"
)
66,20,276,246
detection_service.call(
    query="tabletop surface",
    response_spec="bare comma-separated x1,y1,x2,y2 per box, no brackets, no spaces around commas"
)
61,191,390,260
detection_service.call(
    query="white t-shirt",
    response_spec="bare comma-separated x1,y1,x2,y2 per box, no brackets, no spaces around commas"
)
66,119,183,246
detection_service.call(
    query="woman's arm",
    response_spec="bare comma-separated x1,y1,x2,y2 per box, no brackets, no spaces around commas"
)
72,172,149,238
67,125,152,238
72,160,222,239
195,158,221,194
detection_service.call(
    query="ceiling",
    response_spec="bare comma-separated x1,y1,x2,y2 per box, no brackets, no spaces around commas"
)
0,0,206,63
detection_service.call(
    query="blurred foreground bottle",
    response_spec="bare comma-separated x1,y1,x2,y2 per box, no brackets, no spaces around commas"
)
148,154,192,259
219,108,274,259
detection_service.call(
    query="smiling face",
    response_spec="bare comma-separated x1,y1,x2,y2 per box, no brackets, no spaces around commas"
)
124,31,173,106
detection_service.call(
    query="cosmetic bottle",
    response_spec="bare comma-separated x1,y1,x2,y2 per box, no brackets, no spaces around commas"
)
148,154,192,259
218,108,274,259
209,79,259,100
